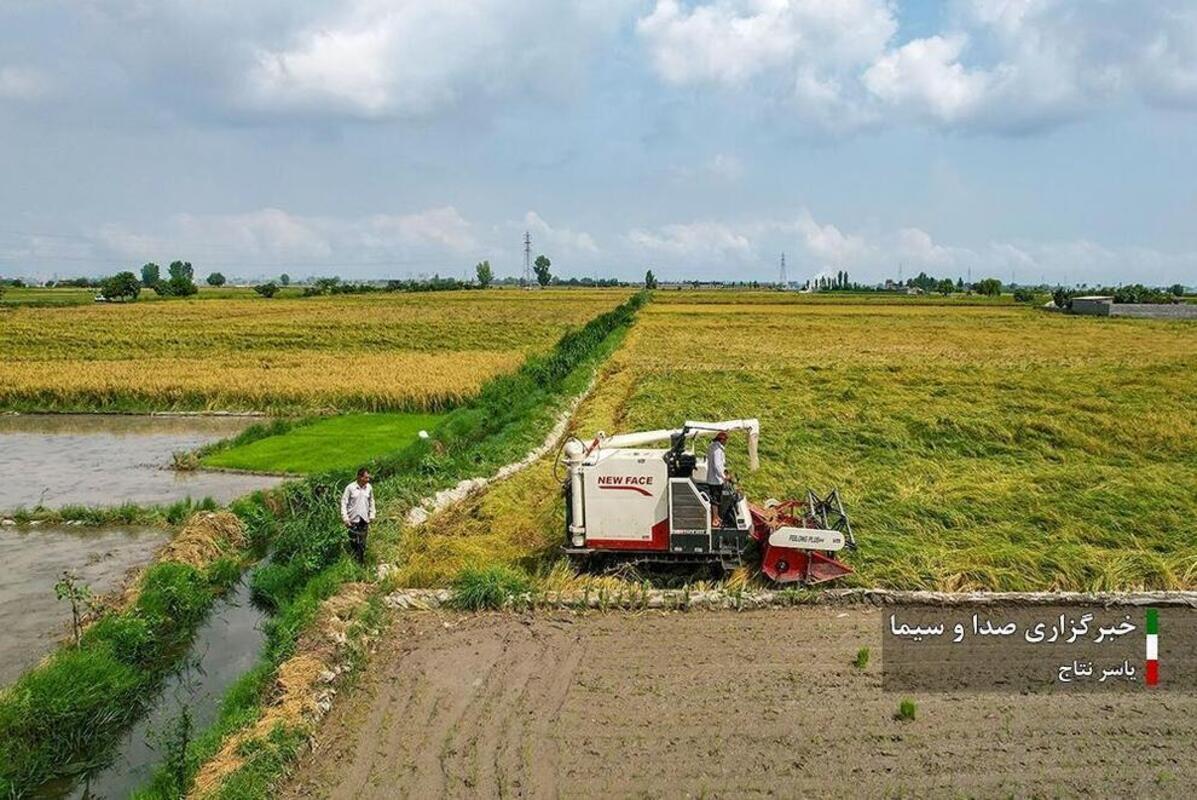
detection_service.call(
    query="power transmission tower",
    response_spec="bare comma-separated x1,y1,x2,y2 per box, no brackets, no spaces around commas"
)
523,231,532,289
778,252,787,289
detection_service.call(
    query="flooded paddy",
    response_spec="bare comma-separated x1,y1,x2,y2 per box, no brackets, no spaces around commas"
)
0,414,284,511
0,524,171,685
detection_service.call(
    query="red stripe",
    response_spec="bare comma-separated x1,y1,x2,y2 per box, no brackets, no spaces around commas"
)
598,485,653,497
1146,660,1159,686
585,519,670,551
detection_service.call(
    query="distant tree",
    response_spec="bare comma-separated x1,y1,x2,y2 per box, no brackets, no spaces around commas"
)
975,277,1002,297
140,262,160,287
304,276,341,296
1052,287,1074,310
935,278,955,296
279,273,291,286
533,255,552,288
475,260,494,288
1169,283,1186,297
206,272,226,287
956,277,964,290
1012,287,1036,303
645,269,658,289
156,260,197,297
168,260,194,282
254,282,279,298
100,271,141,302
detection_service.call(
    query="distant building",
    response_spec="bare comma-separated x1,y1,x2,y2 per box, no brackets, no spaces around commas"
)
1070,296,1114,316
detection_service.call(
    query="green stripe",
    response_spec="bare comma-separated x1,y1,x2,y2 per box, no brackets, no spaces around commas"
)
1146,608,1158,635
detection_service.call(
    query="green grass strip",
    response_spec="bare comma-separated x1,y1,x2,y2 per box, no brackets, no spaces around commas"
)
201,412,445,475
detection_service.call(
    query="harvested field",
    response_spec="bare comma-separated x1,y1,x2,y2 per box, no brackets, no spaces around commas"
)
0,289,630,412
281,607,1197,799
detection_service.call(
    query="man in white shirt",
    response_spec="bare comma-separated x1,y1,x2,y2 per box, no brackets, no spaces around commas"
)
706,431,729,527
340,467,376,564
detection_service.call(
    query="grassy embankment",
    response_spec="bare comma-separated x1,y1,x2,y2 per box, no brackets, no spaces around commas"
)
199,412,444,475
396,292,1197,593
0,512,258,796
2,497,218,526
0,289,629,413
129,292,648,799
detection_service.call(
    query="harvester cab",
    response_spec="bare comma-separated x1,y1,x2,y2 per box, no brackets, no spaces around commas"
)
560,419,855,585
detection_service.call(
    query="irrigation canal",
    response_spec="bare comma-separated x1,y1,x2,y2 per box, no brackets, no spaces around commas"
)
41,573,269,799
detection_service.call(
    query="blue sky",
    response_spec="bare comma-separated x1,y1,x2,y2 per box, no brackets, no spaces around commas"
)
1,0,1195,285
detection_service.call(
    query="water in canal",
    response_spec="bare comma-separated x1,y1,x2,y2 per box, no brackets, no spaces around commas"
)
0,414,284,511
52,572,269,800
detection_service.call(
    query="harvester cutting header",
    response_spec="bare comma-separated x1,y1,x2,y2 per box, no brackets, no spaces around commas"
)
560,419,855,585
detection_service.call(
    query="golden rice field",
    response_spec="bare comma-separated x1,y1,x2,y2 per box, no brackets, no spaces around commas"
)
399,292,1197,592
0,289,631,412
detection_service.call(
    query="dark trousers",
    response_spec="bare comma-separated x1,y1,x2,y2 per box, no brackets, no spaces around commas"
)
708,484,724,521
348,519,369,563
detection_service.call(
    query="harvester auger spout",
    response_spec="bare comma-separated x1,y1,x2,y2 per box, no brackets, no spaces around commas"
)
560,419,854,586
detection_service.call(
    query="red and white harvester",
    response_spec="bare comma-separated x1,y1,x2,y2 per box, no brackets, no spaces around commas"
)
561,419,855,585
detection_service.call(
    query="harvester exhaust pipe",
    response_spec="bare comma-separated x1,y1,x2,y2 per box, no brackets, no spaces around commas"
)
563,438,586,546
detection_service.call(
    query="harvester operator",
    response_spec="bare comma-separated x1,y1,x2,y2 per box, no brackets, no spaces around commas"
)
706,430,730,526
341,467,376,564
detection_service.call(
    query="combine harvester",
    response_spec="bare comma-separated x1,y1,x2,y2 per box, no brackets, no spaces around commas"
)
560,419,855,585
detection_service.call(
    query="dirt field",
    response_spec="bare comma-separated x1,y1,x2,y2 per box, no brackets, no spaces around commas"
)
282,607,1197,799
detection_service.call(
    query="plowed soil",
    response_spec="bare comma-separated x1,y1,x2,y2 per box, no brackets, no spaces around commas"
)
282,607,1197,799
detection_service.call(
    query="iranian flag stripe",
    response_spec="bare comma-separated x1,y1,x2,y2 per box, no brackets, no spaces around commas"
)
1145,608,1159,687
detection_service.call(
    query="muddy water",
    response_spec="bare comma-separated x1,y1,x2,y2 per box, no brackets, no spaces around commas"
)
58,573,268,800
0,525,171,685
0,414,283,510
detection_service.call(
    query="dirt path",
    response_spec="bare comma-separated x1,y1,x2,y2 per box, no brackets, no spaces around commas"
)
282,607,1197,799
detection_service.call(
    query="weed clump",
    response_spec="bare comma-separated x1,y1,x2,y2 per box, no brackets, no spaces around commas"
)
895,699,917,722
449,565,534,610
853,647,870,670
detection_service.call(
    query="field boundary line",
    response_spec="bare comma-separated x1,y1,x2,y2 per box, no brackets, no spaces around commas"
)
397,373,597,530
383,587,1197,612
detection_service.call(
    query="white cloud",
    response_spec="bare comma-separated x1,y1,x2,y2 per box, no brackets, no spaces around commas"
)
522,211,599,258
240,0,614,119
637,0,1197,134
366,207,477,253
863,35,990,125
90,206,483,277
637,0,896,87
626,220,755,261
0,65,50,100
788,209,876,266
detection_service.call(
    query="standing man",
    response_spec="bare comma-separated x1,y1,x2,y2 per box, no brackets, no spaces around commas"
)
341,467,375,564
706,430,730,527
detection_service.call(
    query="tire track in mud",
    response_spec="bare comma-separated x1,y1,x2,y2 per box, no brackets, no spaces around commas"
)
286,617,581,800
283,609,1197,800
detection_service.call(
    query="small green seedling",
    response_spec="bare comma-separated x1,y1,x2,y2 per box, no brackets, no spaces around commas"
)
853,647,870,669
895,699,917,722
54,570,93,647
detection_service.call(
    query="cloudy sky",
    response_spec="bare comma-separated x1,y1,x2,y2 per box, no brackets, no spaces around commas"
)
1,0,1195,285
